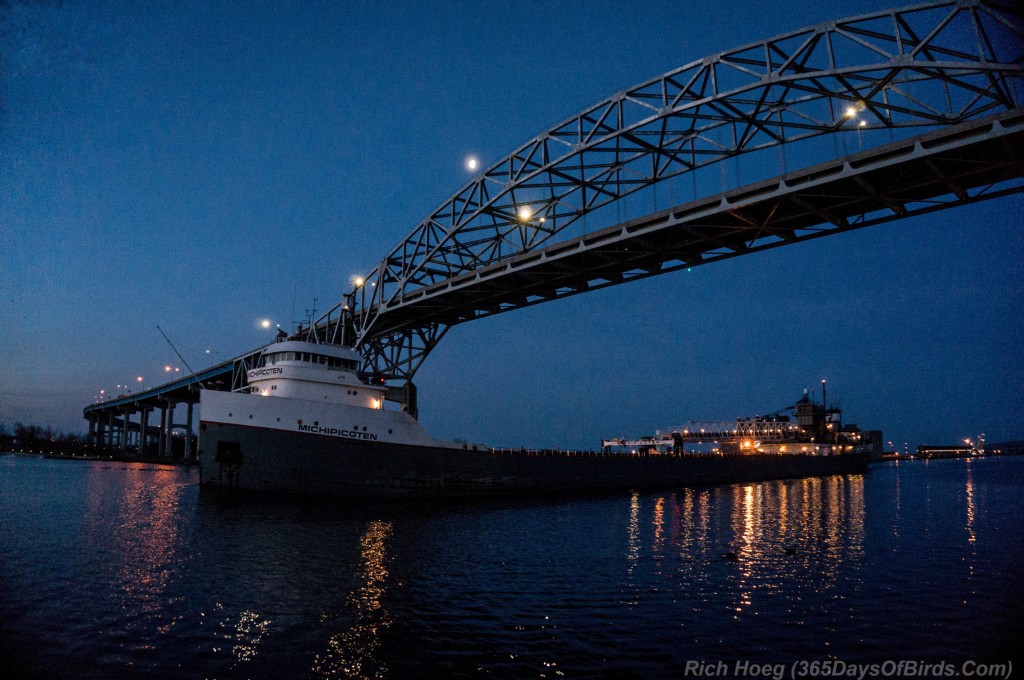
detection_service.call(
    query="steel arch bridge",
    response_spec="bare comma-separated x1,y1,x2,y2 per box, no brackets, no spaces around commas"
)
303,0,1023,412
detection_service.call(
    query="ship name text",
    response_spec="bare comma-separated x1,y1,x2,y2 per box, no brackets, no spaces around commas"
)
298,424,379,441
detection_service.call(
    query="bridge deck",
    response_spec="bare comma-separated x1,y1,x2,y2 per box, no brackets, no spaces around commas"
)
364,111,1024,337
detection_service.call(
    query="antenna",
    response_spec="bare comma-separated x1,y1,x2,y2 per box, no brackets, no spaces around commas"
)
157,325,196,376
290,282,297,333
305,298,319,343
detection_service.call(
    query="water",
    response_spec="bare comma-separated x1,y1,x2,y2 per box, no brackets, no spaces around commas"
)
2,454,1022,678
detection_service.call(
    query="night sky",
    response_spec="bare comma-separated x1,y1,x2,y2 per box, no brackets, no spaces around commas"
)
2,0,1021,450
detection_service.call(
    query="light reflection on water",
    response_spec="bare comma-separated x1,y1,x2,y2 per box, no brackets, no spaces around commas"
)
2,454,1023,678
79,462,191,660
966,462,976,545
313,519,393,679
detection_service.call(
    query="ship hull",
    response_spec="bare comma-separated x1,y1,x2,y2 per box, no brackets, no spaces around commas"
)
198,421,869,498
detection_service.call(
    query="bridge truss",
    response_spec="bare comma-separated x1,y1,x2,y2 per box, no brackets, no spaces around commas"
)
306,0,1023,407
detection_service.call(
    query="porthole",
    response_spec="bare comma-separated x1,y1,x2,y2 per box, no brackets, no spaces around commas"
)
249,415,253,419
276,418,281,422
297,419,303,425
388,429,393,434
228,413,233,417
314,421,319,426
362,426,367,432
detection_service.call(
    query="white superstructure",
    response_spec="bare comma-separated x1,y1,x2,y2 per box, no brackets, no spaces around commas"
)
201,338,463,449
245,339,385,408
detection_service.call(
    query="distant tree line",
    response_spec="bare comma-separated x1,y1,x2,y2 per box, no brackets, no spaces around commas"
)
0,422,87,456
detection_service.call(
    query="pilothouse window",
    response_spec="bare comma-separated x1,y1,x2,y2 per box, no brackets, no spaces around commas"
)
259,347,359,370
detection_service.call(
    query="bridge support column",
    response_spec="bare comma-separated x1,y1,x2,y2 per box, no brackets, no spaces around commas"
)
140,407,150,457
120,409,130,456
184,401,194,462
87,418,96,447
105,412,114,451
157,405,167,458
164,400,176,458
385,382,418,420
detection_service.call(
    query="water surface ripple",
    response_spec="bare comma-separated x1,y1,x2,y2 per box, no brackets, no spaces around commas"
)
2,454,1022,678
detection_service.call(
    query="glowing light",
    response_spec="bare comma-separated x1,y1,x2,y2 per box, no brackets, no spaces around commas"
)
164,365,172,372
352,276,365,287
466,156,479,171
859,120,866,127
260,319,272,329
517,205,533,221
845,106,858,118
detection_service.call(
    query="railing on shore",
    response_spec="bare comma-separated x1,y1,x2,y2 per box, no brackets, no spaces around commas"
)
486,447,817,459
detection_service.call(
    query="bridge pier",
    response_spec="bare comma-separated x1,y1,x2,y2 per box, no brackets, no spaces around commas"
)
120,408,131,456
104,411,114,450
163,399,176,458
157,403,167,457
139,406,150,457
184,401,195,462
385,382,418,419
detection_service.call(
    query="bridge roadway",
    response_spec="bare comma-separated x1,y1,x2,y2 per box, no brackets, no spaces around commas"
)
355,110,1024,339
82,358,235,458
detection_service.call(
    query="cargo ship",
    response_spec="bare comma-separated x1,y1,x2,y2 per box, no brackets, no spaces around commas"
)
198,337,871,497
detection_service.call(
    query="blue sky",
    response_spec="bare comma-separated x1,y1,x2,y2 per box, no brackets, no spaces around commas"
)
2,0,1021,449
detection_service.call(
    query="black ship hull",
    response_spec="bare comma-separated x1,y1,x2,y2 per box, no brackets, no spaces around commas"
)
199,422,869,498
